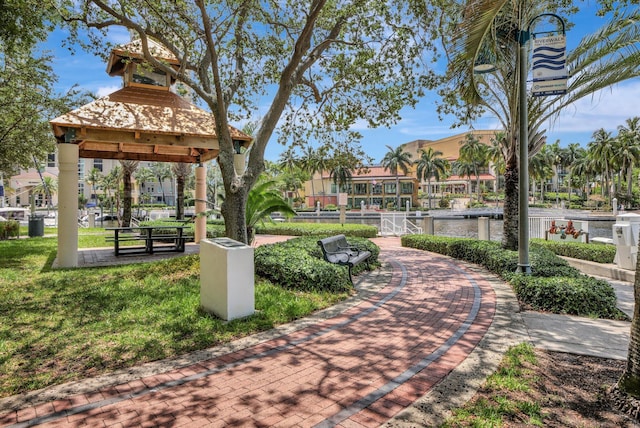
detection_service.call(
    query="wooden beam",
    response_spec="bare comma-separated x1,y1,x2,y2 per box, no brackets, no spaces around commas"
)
74,128,218,149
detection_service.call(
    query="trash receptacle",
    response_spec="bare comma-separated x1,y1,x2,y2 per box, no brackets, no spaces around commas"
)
28,215,44,237
200,238,254,321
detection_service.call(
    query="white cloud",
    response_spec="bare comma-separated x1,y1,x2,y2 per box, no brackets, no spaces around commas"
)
107,27,133,45
96,85,121,97
550,80,640,134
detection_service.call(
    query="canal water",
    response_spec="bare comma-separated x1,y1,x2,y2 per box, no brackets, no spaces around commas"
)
292,212,616,242
431,218,614,242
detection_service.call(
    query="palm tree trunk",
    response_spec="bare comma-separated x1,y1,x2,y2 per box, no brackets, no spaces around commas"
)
176,176,185,220
502,166,519,251
618,251,640,398
628,166,634,202
427,178,432,210
396,174,400,209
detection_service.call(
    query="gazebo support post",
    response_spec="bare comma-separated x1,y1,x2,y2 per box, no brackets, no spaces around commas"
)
57,143,79,267
195,163,207,243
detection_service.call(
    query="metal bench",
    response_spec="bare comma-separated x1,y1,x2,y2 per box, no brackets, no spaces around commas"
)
317,234,371,284
106,226,187,256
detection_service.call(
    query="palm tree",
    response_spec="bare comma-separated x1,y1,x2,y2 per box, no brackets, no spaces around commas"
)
547,141,564,207
381,145,412,209
588,129,616,205
32,176,57,211
529,145,553,203
452,159,475,202
444,3,640,250
564,143,583,207
415,147,449,209
459,133,489,202
278,147,299,173
149,162,172,205
172,163,192,220
134,166,154,207
119,160,139,227
616,117,640,204
245,178,296,244
299,145,319,206
85,167,103,206
570,148,594,203
329,164,353,195
101,166,120,215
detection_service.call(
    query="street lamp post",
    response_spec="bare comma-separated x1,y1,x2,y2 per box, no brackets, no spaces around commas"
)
474,13,566,275
517,29,531,274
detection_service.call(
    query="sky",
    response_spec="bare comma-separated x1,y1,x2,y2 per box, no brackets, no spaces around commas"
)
43,3,639,165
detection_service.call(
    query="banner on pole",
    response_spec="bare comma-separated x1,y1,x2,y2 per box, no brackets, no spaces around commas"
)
532,34,567,97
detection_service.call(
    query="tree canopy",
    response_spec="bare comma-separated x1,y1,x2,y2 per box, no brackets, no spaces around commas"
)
56,0,442,242
0,0,86,177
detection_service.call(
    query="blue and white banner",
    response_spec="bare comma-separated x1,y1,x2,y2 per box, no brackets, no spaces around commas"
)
532,34,567,97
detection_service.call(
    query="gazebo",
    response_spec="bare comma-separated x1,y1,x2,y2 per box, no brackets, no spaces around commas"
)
50,40,252,267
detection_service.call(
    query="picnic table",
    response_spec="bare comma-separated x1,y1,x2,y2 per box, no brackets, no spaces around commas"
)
105,225,188,256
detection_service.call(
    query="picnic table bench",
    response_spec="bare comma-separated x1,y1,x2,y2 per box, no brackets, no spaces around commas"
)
105,225,188,256
317,234,371,284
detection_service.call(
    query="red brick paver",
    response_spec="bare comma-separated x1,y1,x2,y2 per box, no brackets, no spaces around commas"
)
0,237,496,428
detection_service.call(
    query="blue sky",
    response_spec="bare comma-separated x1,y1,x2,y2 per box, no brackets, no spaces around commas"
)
44,4,639,164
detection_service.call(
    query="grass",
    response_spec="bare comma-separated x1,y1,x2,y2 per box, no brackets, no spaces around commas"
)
442,343,545,427
0,235,350,398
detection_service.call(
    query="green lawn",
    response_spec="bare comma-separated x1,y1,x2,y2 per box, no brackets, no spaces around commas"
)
0,235,349,398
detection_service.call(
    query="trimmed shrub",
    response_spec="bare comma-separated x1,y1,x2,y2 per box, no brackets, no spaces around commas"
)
254,236,379,293
507,274,622,319
255,222,378,238
531,238,616,264
401,234,623,320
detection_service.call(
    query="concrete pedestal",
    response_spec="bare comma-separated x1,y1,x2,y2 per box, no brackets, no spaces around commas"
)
421,216,434,235
478,217,490,241
200,238,254,321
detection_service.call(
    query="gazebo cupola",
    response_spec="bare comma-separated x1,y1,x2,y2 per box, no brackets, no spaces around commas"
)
106,39,179,90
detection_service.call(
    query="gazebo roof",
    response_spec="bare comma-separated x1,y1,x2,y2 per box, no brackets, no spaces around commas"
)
50,86,251,163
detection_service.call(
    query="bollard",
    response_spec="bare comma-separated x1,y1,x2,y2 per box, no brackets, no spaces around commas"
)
421,216,434,235
478,217,490,241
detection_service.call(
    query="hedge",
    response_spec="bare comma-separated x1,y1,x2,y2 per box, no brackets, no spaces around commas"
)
531,238,616,263
401,234,624,320
254,236,379,293
254,222,378,238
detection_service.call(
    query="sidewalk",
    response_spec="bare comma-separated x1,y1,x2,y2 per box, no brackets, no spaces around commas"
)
0,236,634,427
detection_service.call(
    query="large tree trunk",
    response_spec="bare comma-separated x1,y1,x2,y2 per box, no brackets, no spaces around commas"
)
221,190,248,244
502,166,519,251
618,245,640,397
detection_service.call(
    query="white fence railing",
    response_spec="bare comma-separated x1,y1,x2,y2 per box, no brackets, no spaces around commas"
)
380,213,422,236
529,216,554,239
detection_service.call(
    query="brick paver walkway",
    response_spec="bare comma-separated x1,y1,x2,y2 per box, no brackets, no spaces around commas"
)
1,237,496,427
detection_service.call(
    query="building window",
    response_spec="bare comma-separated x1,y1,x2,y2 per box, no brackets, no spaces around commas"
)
47,153,56,168
93,159,103,172
78,159,85,181
401,182,413,194
384,183,396,194
353,183,367,195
